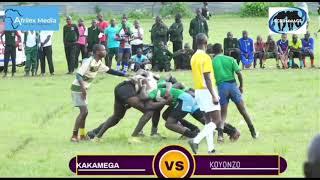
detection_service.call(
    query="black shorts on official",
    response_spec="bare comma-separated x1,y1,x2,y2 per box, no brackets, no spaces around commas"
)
114,81,137,104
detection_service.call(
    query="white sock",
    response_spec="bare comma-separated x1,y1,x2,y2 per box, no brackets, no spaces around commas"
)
193,125,209,144
205,122,216,152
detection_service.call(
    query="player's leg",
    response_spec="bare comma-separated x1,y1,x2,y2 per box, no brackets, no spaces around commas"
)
229,82,257,139
289,51,294,68
71,91,89,142
150,109,165,138
117,50,123,71
95,100,128,139
131,111,154,137
309,51,315,68
78,106,89,141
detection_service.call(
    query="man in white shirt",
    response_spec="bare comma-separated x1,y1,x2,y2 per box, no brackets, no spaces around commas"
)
39,31,54,76
131,20,144,56
24,31,40,76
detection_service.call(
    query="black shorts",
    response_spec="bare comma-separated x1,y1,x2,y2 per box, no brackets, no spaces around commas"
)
290,51,301,58
168,99,188,120
114,81,137,104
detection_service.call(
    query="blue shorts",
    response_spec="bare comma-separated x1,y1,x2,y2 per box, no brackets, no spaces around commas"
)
218,81,242,106
240,53,254,67
119,48,131,55
178,93,199,114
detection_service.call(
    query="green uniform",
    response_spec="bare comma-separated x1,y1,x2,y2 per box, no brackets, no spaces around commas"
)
173,48,194,70
212,54,240,86
189,16,208,52
153,47,173,72
148,87,185,106
24,31,40,74
169,22,183,53
150,23,169,47
87,26,100,52
63,24,79,73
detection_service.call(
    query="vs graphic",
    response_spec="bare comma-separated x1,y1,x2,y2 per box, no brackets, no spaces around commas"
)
165,160,184,171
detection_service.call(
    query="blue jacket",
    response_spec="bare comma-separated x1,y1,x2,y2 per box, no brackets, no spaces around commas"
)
239,37,254,54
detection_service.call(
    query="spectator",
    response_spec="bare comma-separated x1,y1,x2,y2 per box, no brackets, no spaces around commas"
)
63,16,79,74
239,30,254,69
301,32,315,68
39,31,54,76
169,13,184,54
289,34,303,69
131,20,144,56
276,34,289,69
254,35,265,68
304,134,320,178
0,30,21,77
87,19,100,56
189,8,208,52
24,31,40,76
97,13,109,64
201,2,212,20
151,16,169,47
75,18,88,69
264,35,277,69
129,48,151,72
122,14,133,29
116,18,132,74
223,32,241,65
153,41,173,72
104,18,120,68
173,43,193,70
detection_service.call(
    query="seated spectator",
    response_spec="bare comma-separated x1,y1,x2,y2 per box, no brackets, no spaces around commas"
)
254,35,265,68
223,32,241,65
239,30,254,69
304,134,320,178
173,43,194,70
153,41,173,72
129,48,151,72
289,34,303,69
276,34,289,69
264,35,278,69
301,32,315,68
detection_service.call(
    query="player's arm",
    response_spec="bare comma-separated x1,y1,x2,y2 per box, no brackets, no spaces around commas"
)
76,73,87,100
236,71,243,94
75,25,80,41
42,34,51,47
0,32,4,45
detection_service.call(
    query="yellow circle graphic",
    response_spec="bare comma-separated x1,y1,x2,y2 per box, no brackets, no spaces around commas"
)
159,150,190,178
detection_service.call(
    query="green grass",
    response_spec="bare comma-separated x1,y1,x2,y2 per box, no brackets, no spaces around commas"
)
0,14,319,177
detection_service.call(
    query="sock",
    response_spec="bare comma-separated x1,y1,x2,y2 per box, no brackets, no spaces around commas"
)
79,128,86,136
193,124,210,144
205,122,216,152
123,63,128,74
73,130,78,136
311,58,314,66
289,59,293,67
183,129,197,138
116,63,121,71
217,127,223,137
299,60,304,68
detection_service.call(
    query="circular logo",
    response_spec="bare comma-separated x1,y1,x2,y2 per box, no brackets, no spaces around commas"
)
153,145,195,178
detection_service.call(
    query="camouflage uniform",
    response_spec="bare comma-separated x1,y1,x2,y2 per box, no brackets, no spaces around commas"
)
173,45,194,70
150,23,169,47
168,21,183,53
153,46,173,72
189,16,208,52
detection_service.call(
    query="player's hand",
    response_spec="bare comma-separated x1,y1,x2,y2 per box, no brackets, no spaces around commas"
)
165,96,173,105
239,86,243,94
212,96,219,105
81,88,87,100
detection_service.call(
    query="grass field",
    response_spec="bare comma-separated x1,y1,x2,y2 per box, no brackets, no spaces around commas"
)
0,14,319,177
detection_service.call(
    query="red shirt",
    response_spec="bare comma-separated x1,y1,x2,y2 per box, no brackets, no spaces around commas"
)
254,42,265,52
98,21,109,42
